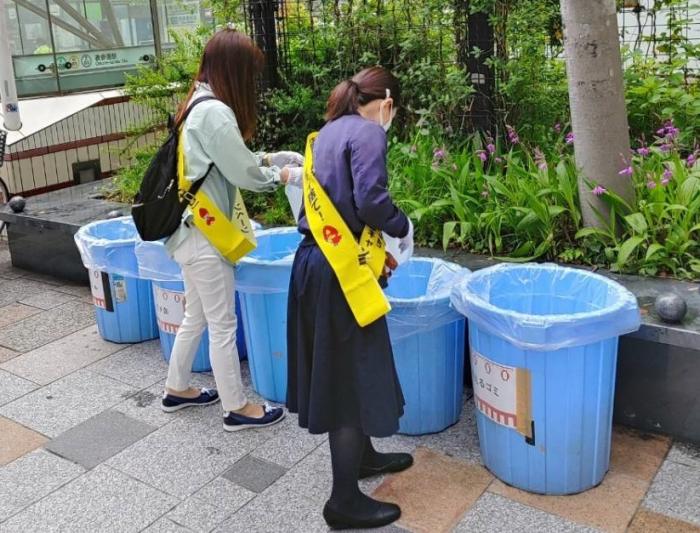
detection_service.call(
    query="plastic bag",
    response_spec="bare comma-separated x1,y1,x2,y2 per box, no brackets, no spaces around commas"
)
285,183,303,224
450,263,641,351
74,216,141,279
235,227,303,294
385,258,469,341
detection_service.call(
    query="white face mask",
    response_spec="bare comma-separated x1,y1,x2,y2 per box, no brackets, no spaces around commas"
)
379,88,396,132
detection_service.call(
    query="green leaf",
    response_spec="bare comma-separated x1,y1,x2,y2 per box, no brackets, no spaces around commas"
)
442,222,458,251
624,213,648,235
576,227,612,240
616,236,645,268
678,177,700,205
645,243,665,260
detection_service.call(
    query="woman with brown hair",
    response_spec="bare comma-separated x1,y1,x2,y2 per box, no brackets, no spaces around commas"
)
287,66,415,529
161,28,303,431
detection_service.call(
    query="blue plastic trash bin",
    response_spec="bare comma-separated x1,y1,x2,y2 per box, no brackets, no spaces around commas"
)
384,258,469,435
451,263,641,495
135,231,257,372
75,217,159,343
236,227,303,403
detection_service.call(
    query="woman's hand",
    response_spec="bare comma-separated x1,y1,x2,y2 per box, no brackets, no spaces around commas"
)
384,252,398,279
279,167,303,186
267,151,304,167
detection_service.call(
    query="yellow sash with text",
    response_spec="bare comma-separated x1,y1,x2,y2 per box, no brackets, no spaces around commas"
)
303,132,390,327
177,133,257,263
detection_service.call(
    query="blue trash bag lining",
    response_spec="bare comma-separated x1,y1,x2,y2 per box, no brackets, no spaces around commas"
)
450,263,641,351
74,216,140,278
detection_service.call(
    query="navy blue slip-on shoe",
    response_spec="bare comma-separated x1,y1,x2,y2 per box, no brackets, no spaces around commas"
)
161,388,220,413
223,404,286,432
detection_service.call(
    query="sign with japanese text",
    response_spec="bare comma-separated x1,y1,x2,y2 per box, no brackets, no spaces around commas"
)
471,348,533,440
154,286,185,334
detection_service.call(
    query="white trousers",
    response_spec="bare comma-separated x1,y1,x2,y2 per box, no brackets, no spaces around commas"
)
165,229,247,412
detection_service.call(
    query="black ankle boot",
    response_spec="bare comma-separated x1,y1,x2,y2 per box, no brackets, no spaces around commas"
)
323,499,401,530
359,452,414,479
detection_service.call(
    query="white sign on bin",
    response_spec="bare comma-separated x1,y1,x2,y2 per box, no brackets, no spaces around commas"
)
154,286,186,334
471,349,533,440
89,270,113,312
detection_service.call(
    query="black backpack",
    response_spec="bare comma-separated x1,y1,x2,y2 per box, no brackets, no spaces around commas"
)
132,96,217,241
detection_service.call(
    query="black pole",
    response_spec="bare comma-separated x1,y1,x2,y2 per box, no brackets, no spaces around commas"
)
465,10,495,134
247,0,279,89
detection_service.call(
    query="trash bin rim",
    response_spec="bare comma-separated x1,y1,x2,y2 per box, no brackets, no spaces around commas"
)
238,226,301,267
386,257,468,306
453,262,637,325
76,215,137,249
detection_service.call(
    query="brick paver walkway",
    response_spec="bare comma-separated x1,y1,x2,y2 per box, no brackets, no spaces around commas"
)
0,241,698,532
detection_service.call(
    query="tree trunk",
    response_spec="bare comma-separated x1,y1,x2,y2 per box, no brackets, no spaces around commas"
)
561,0,634,228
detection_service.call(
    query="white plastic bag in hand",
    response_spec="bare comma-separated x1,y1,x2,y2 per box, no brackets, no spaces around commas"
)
383,219,414,265
285,183,304,223
269,151,304,167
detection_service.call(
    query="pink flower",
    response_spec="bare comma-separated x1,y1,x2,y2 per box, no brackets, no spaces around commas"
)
647,180,657,190
660,143,672,153
477,150,488,162
554,123,562,133
618,166,633,176
687,153,697,167
506,125,519,144
487,143,496,154
433,148,445,159
495,157,504,164
661,177,671,186
565,132,575,145
637,146,650,157
663,167,673,180
591,185,607,196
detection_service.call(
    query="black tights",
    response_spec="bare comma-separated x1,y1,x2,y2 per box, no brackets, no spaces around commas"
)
328,427,386,512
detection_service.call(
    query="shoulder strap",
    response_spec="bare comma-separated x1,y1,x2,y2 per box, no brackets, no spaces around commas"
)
173,95,218,131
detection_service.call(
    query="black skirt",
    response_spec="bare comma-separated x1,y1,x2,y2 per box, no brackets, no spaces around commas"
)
286,238,405,438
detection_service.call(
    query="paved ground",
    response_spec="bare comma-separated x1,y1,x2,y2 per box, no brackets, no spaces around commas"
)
0,240,699,533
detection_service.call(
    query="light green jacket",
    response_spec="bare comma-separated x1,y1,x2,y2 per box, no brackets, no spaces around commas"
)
165,83,281,257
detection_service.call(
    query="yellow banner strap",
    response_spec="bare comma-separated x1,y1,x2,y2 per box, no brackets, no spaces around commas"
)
178,133,257,263
303,132,391,327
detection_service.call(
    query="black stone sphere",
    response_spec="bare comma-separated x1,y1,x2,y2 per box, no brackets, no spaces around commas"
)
8,196,26,213
654,293,688,324
106,210,124,219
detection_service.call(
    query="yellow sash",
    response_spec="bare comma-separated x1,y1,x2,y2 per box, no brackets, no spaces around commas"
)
303,132,391,327
177,133,257,263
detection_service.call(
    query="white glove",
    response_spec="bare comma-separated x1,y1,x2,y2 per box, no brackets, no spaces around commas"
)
285,166,303,187
398,219,414,258
268,151,304,168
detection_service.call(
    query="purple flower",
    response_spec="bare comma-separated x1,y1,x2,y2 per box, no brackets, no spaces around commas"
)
487,143,496,154
477,151,488,163
660,143,672,153
661,177,671,186
591,185,607,196
565,132,575,145
637,146,650,157
618,166,633,176
657,120,680,140
554,123,562,133
663,166,673,180
687,153,697,167
506,125,519,144
495,157,504,164
433,148,445,160
647,180,657,190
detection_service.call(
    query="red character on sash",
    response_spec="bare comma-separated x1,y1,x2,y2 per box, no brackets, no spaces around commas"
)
323,225,342,246
199,208,216,226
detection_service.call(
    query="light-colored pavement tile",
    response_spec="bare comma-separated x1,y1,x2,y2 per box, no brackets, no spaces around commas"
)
274,444,333,505
0,416,47,466
53,283,92,300
455,492,599,533
0,369,37,407
0,464,177,533
0,346,19,364
0,325,124,385
213,484,326,533
0,370,135,438
143,518,194,533
191,477,255,512
89,340,169,389
18,290,76,310
166,497,234,533
0,303,41,329
113,380,179,428
666,442,700,469
0,278,57,308
644,458,700,526
0,449,84,522
45,410,156,469
250,412,327,468
107,414,261,498
373,447,493,533
0,300,95,353
628,508,700,533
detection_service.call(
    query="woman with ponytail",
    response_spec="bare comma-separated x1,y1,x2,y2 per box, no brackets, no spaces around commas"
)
287,66,414,529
